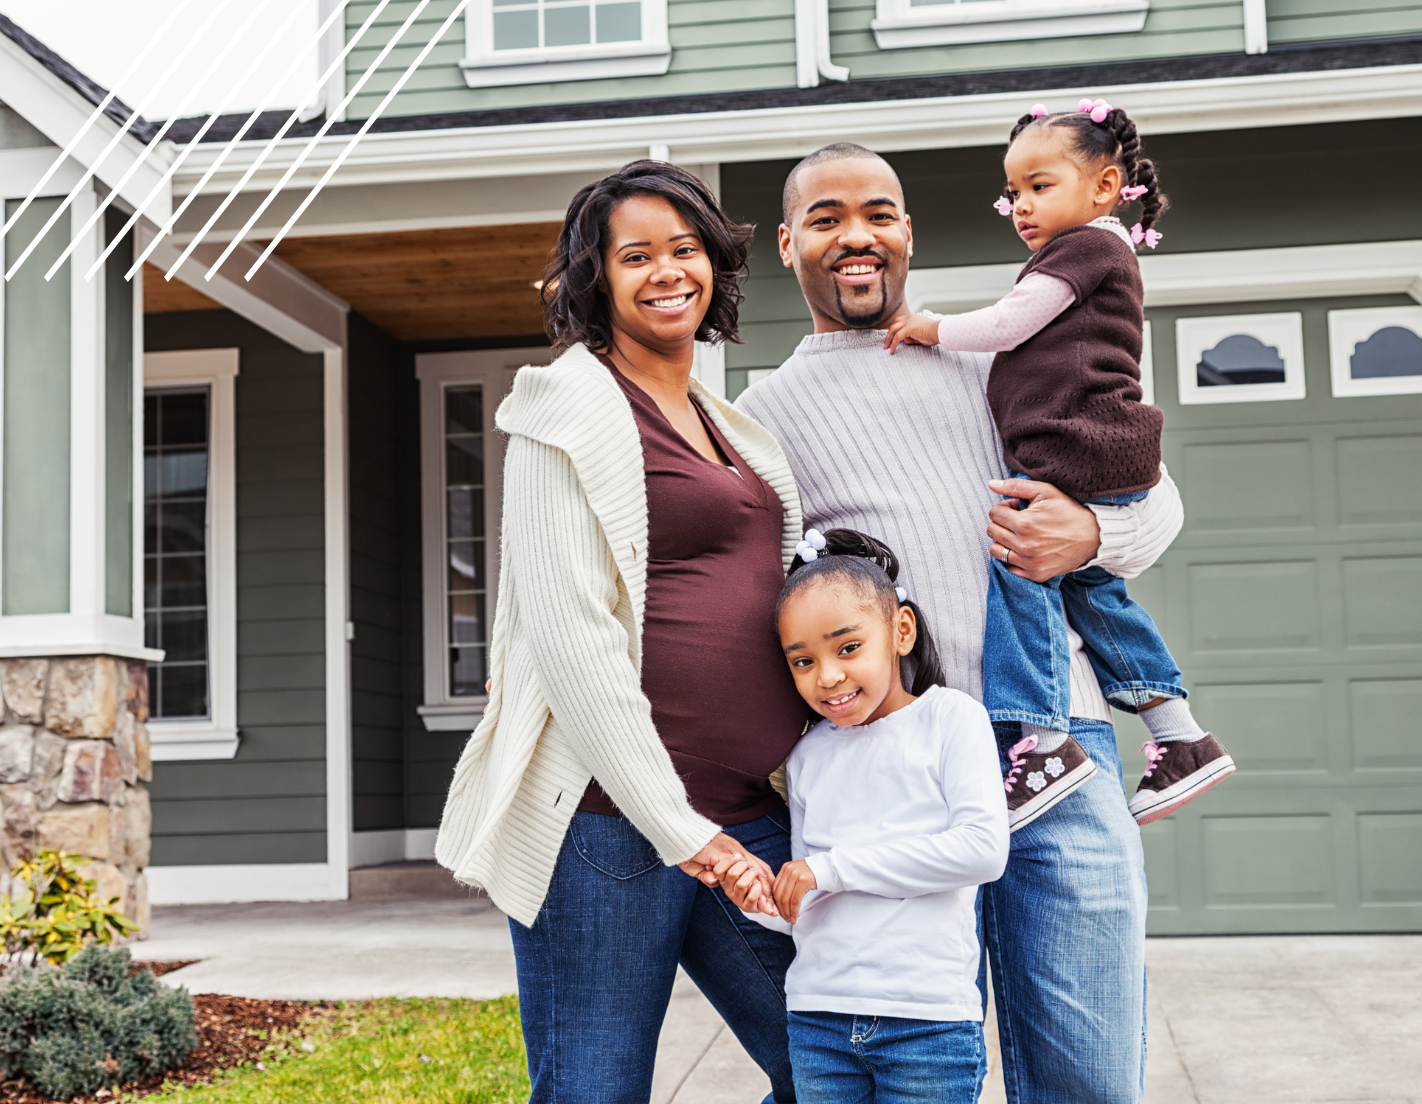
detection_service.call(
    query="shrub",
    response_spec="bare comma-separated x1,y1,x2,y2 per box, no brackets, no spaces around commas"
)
0,944,198,1099
0,850,139,966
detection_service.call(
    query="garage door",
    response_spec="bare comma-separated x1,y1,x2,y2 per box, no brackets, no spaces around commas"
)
1120,294,1422,934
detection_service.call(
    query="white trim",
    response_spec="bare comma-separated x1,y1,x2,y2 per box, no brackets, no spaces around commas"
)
146,863,341,904
324,343,352,901
906,239,1422,314
1140,318,1155,406
319,0,348,124
416,349,546,725
460,0,670,88
1175,312,1306,405
1243,0,1268,55
794,0,819,89
692,341,726,398
143,349,241,762
872,0,1148,49
1327,306,1422,398
170,64,1422,193
349,827,439,868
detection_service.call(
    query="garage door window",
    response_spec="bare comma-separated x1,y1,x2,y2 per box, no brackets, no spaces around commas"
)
1175,313,1306,405
1328,306,1422,398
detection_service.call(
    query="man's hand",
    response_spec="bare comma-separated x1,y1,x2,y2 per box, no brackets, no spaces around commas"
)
680,833,777,911
986,478,1101,583
883,312,942,354
772,860,818,924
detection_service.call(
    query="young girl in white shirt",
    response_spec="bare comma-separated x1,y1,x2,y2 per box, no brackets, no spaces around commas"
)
714,528,1009,1104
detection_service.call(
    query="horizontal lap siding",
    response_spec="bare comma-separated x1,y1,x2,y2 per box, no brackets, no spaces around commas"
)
1268,0,1422,44
344,0,796,119
144,311,328,866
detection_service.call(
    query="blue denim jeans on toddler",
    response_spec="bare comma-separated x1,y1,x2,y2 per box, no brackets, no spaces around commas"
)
982,472,1186,730
787,1010,984,1104
509,809,796,1104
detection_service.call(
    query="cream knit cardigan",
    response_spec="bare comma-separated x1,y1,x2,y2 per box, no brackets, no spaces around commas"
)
435,344,803,927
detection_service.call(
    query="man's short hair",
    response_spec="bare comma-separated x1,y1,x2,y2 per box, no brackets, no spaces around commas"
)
782,143,894,224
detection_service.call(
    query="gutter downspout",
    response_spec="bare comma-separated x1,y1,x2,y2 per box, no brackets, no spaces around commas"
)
1243,0,1267,54
795,0,849,88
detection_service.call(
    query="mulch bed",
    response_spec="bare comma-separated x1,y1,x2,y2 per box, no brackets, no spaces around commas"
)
0,964,328,1103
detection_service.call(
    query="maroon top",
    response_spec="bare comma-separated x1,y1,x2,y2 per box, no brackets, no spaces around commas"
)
580,360,810,825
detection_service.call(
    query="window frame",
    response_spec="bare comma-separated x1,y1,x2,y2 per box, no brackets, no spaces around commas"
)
416,348,550,731
1175,313,1307,406
142,349,239,761
1326,305,1422,398
460,0,671,88
870,0,1148,49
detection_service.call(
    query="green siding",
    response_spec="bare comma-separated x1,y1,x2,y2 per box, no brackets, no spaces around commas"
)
1268,0,1422,45
345,0,796,119
145,311,328,867
104,210,134,617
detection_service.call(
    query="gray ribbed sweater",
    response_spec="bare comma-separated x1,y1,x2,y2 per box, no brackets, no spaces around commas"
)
736,329,1184,723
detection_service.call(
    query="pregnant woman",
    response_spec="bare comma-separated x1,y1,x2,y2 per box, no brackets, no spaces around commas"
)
436,161,808,1104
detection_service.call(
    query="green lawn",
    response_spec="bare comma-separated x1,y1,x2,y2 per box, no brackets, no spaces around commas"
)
151,996,529,1104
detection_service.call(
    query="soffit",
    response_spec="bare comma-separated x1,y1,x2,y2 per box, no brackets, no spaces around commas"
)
142,263,223,313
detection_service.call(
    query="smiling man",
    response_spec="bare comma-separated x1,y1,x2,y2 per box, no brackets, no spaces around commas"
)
736,143,1183,1104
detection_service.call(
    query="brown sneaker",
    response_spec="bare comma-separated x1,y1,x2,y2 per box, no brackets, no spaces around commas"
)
1128,735,1236,826
1003,734,1097,833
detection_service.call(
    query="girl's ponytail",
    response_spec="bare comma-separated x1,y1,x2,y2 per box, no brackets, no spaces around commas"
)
779,528,947,696
1105,107,1169,230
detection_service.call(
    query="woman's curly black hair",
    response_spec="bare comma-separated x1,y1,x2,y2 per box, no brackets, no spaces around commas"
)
540,160,755,354
1008,105,1169,231
776,528,946,697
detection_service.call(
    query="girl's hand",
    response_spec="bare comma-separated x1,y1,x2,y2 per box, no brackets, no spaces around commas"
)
773,860,818,923
709,856,780,917
884,313,942,354
680,833,776,909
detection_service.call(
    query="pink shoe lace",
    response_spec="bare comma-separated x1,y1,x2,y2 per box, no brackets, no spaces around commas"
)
1140,741,1168,778
1004,735,1038,793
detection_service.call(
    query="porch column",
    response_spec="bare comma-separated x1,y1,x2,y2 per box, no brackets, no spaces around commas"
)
0,182,156,932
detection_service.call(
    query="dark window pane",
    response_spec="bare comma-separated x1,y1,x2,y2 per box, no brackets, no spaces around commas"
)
445,386,483,436
1350,325,1422,380
447,488,484,540
144,555,159,610
450,591,485,645
159,609,208,662
451,646,487,697
1197,335,1286,387
157,499,206,553
446,435,484,486
144,617,159,650
144,395,158,447
448,541,485,592
158,664,208,719
160,554,207,608
155,451,208,499
144,502,159,554
159,392,209,446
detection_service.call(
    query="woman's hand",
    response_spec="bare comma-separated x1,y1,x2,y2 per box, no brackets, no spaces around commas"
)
709,855,780,917
680,833,777,913
773,860,818,923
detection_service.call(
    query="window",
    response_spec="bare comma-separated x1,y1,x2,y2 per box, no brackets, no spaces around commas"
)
1175,313,1306,406
143,349,239,760
461,0,669,87
871,0,1149,49
417,349,551,730
1327,306,1422,398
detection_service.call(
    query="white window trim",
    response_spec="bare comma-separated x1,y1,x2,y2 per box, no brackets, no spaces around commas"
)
871,0,1148,49
1140,318,1155,406
1175,313,1305,406
1327,306,1422,398
416,348,551,732
460,0,670,88
143,348,240,761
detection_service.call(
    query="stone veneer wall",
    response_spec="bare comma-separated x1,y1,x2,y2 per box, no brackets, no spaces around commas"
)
0,656,152,936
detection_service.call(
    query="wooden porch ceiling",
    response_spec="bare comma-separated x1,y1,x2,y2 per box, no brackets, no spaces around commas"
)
269,223,560,342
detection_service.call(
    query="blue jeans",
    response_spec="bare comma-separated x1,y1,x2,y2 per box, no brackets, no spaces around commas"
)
787,1011,984,1104
509,809,796,1104
983,480,1185,728
981,719,1148,1104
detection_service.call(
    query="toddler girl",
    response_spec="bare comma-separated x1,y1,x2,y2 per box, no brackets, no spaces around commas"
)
884,100,1234,830
716,528,1008,1104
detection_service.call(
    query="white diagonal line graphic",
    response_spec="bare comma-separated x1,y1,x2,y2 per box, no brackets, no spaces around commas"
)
46,0,290,283
158,0,399,284
3,0,244,282
200,0,435,283
0,0,200,242
244,0,470,282
88,0,322,283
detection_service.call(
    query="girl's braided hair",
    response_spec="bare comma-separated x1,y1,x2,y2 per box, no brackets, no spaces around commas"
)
776,528,946,697
1008,105,1169,230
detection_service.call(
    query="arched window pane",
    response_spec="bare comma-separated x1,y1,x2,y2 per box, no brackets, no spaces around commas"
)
1198,334,1287,387
1350,326,1422,380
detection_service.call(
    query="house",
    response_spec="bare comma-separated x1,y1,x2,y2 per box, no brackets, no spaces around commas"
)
0,0,1418,935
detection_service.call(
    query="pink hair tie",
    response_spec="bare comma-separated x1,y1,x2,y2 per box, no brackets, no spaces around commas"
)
993,196,1014,216
1130,222,1163,249
1077,97,1113,123
1030,103,1049,118
1120,185,1148,202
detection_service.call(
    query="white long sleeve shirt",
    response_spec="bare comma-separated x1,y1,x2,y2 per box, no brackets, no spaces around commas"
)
752,686,1009,1022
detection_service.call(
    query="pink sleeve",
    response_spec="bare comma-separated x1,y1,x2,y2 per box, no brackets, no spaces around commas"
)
935,273,1075,353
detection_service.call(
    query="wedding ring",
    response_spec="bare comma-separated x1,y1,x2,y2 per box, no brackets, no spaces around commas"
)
1000,547,1012,566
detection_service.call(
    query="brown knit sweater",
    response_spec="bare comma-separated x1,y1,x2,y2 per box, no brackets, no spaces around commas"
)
985,224,1163,499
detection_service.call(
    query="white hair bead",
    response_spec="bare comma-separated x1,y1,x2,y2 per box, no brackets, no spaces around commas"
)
896,587,908,603
804,528,827,551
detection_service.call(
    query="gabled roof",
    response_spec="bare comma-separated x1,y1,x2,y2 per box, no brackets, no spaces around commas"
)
0,13,158,142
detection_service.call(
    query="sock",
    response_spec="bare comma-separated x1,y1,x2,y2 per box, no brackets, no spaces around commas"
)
1022,723,1070,754
1140,697,1207,743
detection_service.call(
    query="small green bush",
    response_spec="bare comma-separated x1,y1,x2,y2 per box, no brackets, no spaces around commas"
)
0,944,199,1100
0,850,138,965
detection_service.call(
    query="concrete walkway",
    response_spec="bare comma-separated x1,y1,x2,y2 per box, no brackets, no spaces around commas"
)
139,900,1422,1103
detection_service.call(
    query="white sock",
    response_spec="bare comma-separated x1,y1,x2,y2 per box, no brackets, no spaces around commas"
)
1140,697,1207,743
1022,724,1070,754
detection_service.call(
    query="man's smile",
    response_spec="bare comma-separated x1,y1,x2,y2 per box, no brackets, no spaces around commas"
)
830,254,885,286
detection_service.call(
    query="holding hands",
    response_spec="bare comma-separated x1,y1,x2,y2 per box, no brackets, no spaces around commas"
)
712,855,820,924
